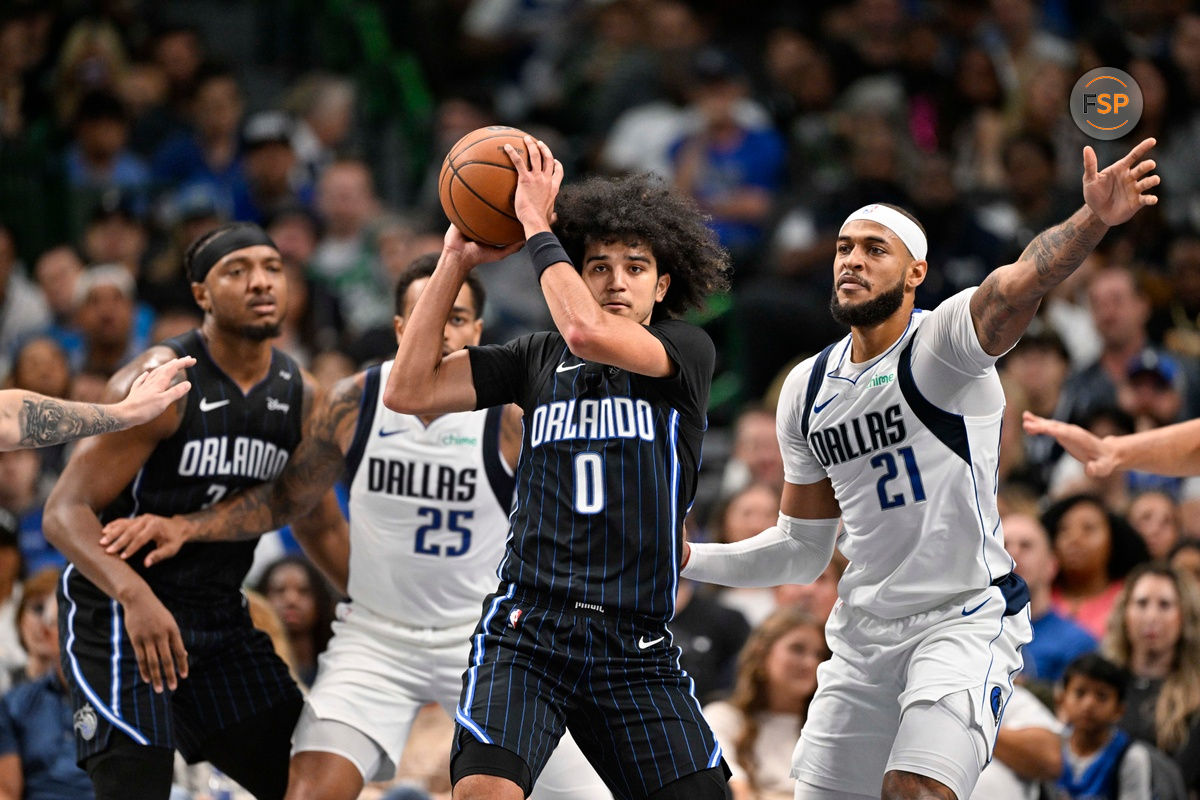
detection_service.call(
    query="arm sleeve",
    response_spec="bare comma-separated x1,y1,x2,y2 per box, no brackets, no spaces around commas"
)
467,335,537,410
682,516,838,587
776,362,827,485
646,320,716,418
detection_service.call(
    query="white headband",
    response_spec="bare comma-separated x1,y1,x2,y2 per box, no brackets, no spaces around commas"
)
840,205,927,262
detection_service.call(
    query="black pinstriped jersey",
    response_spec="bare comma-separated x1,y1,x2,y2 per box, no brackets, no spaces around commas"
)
90,329,304,617
468,319,714,622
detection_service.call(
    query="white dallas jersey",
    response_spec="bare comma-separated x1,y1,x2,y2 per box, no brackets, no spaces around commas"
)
345,360,515,628
778,289,1014,619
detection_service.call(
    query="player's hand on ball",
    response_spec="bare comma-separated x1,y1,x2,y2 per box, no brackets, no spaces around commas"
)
101,513,194,567
1082,137,1159,226
506,135,563,233
442,223,523,267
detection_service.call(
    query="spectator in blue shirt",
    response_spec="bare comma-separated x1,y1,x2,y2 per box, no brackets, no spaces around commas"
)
0,568,94,799
1004,509,1098,686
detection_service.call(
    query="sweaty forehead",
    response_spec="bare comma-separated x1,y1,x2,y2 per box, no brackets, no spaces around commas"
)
837,219,901,245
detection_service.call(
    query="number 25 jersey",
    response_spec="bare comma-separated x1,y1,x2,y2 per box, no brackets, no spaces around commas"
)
468,320,715,623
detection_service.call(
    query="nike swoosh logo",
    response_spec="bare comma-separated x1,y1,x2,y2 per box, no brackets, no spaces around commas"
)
961,598,990,616
556,361,584,373
813,395,839,414
378,428,408,437
637,635,665,650
198,398,231,412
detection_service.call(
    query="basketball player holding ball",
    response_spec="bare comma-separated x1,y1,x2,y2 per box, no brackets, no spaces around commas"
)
390,135,734,799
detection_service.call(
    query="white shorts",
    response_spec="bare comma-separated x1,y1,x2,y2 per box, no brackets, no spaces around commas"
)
297,602,611,799
792,579,1033,798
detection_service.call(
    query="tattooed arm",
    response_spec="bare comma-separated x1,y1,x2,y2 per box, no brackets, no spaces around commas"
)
99,372,363,589
0,356,194,450
969,138,1159,356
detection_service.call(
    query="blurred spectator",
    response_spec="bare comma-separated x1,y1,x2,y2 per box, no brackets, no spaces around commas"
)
64,90,150,230
1004,510,1097,686
1119,349,1187,433
151,63,244,204
310,158,389,338
0,448,54,575
284,72,356,185
703,608,828,800
978,132,1078,256
707,482,783,626
148,307,202,347
0,568,95,800
944,44,1008,194
150,24,205,114
255,556,336,688
969,683,1062,800
0,515,22,694
772,550,846,624
1000,323,1073,491
13,568,58,681
1126,490,1182,562
232,110,313,225
671,579,751,704
1102,564,1200,793
0,225,51,383
308,349,356,390
1168,541,1200,588
1054,653,1154,800
8,337,71,400
117,59,176,159
70,265,144,377
79,193,149,280
265,205,341,354
1162,234,1200,359
721,405,784,495
1042,493,1150,640
143,182,225,312
33,245,84,334
52,17,127,127
669,48,785,273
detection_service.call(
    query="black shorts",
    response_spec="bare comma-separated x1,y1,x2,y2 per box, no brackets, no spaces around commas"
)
58,566,301,765
452,584,724,797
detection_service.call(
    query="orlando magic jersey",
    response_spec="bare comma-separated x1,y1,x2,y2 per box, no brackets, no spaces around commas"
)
344,361,514,628
777,289,1014,619
467,320,714,622
70,329,304,621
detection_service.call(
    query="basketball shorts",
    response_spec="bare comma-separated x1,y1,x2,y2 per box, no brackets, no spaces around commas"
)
792,572,1033,798
58,566,300,765
298,601,611,797
453,584,724,798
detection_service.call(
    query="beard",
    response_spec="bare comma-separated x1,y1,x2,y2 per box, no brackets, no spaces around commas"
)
830,275,906,327
239,320,284,341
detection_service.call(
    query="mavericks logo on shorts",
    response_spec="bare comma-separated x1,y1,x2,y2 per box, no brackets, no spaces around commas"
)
990,686,1004,723
74,703,98,740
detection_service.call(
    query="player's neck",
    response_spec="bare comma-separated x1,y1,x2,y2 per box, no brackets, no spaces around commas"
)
849,310,910,363
199,322,274,391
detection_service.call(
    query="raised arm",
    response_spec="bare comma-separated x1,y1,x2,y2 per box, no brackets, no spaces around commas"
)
43,347,189,693
0,356,194,450
508,136,677,377
100,372,361,590
382,232,521,415
969,138,1159,356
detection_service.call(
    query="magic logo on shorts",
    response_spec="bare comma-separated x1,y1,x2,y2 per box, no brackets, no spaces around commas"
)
528,397,655,449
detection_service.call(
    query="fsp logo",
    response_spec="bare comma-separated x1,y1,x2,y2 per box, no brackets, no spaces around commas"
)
1070,67,1143,140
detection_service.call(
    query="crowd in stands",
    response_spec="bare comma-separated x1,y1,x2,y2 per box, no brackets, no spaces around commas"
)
1,0,1200,797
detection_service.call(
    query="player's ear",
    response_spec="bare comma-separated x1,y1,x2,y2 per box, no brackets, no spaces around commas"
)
655,272,671,303
191,282,211,314
907,259,927,291
393,315,405,345
471,318,483,345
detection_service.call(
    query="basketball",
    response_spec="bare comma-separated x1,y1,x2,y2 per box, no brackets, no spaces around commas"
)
438,126,531,247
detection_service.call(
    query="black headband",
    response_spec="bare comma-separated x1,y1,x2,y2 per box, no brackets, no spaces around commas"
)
189,225,278,283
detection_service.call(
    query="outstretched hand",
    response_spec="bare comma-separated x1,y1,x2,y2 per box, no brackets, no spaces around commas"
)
1082,137,1159,226
1021,411,1118,477
116,356,196,427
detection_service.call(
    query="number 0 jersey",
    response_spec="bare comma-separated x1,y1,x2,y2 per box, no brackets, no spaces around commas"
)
344,360,515,628
467,320,715,623
778,289,1015,619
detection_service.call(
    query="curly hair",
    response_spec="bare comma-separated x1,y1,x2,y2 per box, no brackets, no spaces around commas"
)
1040,493,1150,583
726,607,828,794
1102,563,1200,751
551,174,732,319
